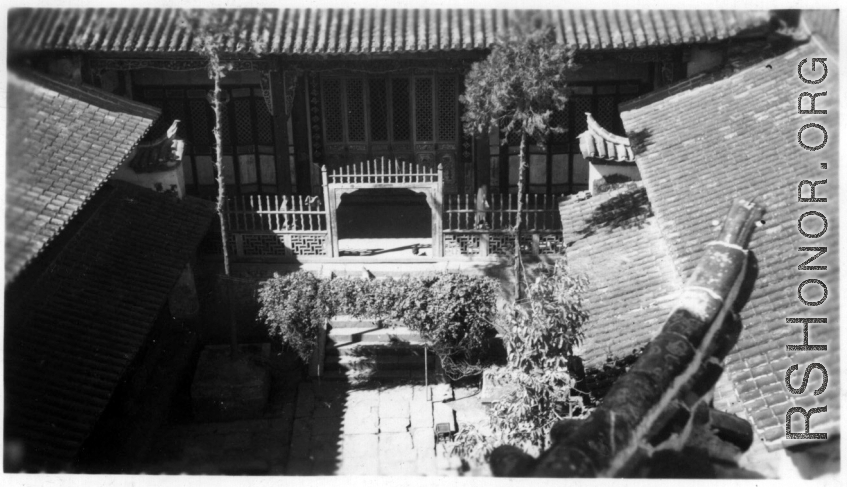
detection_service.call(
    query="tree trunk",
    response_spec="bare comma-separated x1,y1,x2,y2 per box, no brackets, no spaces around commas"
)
513,132,527,302
210,58,238,356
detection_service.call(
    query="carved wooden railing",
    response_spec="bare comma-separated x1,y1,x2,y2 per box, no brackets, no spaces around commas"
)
326,157,440,186
443,193,565,257
201,194,331,258
490,199,765,477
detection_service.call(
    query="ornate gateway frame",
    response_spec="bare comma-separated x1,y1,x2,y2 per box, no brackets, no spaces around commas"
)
321,159,444,258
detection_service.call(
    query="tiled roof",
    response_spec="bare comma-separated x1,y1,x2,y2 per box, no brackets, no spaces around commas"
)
7,9,773,55
4,181,215,469
560,183,682,369
5,70,160,283
577,113,635,163
620,42,839,450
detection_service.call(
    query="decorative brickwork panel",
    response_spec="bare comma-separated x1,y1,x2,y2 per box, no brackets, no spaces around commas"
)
489,234,514,256
242,234,290,256
369,78,388,141
539,233,564,254
414,78,433,141
444,234,480,256
290,234,327,256
309,74,323,165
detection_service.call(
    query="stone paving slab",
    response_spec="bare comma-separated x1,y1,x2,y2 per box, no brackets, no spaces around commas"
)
337,455,379,475
412,427,435,454
380,417,410,433
342,412,379,435
410,400,433,429
291,380,468,476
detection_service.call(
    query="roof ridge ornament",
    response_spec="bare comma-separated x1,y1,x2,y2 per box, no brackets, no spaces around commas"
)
578,112,635,163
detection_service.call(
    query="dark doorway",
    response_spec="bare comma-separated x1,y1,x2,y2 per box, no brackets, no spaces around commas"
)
337,189,431,238
336,189,432,257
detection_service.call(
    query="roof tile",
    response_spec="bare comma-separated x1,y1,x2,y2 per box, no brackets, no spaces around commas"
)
5,70,159,283
620,42,840,450
559,183,682,369
8,8,772,55
5,181,215,467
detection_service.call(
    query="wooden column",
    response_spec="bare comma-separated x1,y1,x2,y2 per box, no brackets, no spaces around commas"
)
290,74,312,195
269,71,292,194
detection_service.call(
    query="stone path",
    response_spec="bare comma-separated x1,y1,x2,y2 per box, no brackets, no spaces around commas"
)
289,381,461,476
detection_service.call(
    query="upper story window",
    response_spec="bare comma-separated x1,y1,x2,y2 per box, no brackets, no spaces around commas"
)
492,81,644,195
321,75,458,147
136,86,278,198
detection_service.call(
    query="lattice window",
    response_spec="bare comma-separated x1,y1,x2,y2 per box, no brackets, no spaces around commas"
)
436,77,457,141
166,97,187,139
323,78,344,142
595,96,617,133
414,78,433,141
550,107,569,145
189,99,211,145
392,78,411,141
571,97,592,146
369,78,388,141
233,97,255,144
219,99,231,145
346,78,366,142
507,130,522,146
254,93,274,145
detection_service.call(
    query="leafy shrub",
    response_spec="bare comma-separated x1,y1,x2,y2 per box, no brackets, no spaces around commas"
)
257,271,327,361
257,272,499,375
451,259,589,463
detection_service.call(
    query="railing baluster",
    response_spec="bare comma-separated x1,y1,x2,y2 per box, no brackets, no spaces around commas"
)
311,197,317,231
265,194,272,231
282,195,289,230
463,194,469,230
274,194,281,231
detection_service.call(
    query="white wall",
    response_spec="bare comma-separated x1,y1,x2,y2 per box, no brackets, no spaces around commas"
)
588,162,642,194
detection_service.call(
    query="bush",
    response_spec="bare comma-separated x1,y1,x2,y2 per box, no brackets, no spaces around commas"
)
451,259,589,462
257,271,327,362
257,272,499,375
393,273,499,377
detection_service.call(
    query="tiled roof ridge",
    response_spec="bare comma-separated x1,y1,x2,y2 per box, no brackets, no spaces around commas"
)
5,72,160,283
577,112,635,162
620,39,813,115
559,180,644,207
7,9,773,55
9,68,162,120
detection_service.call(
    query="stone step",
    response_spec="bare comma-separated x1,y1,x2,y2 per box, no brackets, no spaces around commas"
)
329,316,395,329
325,341,430,357
326,326,425,345
318,367,430,383
324,352,436,372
